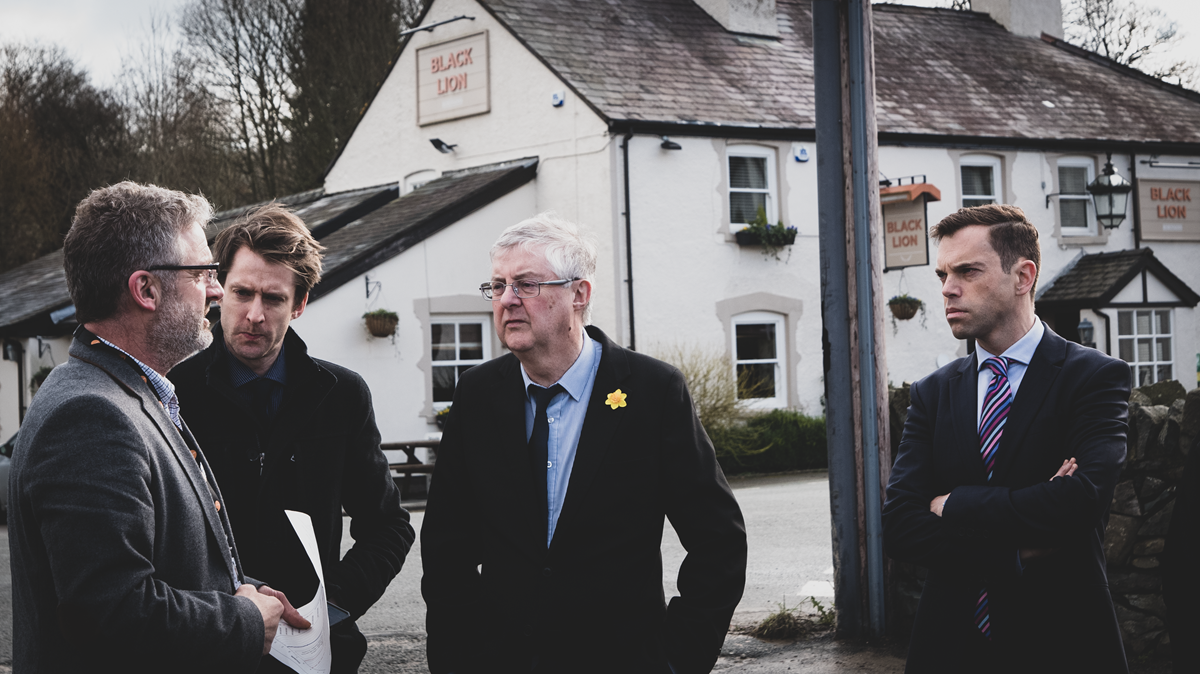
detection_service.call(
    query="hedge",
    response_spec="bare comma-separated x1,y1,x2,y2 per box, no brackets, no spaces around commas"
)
710,409,828,475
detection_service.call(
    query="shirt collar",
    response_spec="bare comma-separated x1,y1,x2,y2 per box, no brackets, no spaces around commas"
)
96,333,177,402
521,330,597,401
227,342,288,388
976,319,1045,369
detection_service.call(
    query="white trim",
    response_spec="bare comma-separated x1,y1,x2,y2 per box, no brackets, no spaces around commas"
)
430,314,492,408
1116,308,1175,386
732,310,787,409
960,154,1002,208
1057,156,1096,236
728,144,779,226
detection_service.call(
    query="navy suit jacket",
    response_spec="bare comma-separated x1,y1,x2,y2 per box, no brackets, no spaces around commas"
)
421,326,747,674
883,325,1130,673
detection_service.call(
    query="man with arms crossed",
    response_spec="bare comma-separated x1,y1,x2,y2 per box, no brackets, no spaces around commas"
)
421,213,747,674
882,204,1130,673
171,204,414,673
9,182,308,673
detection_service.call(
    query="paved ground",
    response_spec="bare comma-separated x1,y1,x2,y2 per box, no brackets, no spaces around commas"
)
352,471,906,673
0,471,1173,672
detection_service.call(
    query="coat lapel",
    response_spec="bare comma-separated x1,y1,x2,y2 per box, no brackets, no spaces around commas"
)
992,327,1065,483
70,332,236,579
550,328,629,550
478,354,544,554
948,352,981,479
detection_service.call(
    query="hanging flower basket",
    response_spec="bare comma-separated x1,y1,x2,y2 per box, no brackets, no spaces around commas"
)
435,406,451,430
886,294,927,335
888,296,922,320
363,309,399,338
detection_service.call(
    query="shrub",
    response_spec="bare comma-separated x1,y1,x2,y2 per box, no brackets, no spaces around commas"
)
715,409,827,475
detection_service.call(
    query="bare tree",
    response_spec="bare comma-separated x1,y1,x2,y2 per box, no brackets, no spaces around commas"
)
120,13,248,210
182,0,301,201
0,43,132,274
1065,0,1198,88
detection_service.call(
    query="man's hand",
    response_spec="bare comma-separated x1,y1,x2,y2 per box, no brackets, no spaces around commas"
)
1052,458,1078,479
929,494,949,517
236,584,312,655
930,459,1077,519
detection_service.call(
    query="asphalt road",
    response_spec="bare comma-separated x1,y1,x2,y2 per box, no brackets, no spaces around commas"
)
352,471,845,672
0,471,894,672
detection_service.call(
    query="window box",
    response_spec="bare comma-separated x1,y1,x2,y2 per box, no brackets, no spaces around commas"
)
735,228,797,247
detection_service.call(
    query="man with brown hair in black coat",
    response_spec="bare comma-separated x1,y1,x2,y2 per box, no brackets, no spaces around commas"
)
171,204,414,673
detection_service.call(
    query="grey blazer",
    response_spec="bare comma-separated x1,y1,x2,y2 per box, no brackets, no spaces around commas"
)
8,328,264,673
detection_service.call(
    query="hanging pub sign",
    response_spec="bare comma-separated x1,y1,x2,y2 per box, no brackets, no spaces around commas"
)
880,181,941,271
417,31,490,126
1138,179,1200,241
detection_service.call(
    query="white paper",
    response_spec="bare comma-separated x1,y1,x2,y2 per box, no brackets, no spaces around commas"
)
268,510,332,674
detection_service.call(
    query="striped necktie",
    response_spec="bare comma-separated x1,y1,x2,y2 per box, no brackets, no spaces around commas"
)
975,356,1012,641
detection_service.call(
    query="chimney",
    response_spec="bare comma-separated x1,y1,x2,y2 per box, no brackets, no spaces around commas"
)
693,0,778,38
973,0,1063,39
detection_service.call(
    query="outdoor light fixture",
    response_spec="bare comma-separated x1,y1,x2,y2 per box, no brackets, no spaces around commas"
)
430,138,457,154
1077,318,1096,349
1086,153,1133,230
659,136,682,151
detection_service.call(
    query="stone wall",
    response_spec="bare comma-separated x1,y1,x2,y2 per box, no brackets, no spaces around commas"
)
885,380,1200,657
1103,380,1199,657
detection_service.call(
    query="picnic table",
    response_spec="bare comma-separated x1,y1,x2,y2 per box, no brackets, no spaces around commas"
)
382,440,438,504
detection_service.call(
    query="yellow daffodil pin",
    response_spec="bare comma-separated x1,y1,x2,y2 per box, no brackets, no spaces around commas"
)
605,389,628,410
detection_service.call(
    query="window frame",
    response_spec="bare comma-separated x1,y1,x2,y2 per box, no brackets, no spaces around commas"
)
960,154,1002,209
1057,156,1096,236
731,310,788,409
727,144,779,228
1116,308,1174,387
429,315,491,410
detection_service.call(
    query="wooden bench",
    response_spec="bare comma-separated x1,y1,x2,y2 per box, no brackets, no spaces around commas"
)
382,440,438,503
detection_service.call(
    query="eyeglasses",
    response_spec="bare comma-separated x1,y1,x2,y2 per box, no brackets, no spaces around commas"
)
480,278,574,300
147,263,221,285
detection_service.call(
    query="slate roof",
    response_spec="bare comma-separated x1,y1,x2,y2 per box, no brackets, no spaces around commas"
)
0,185,400,337
313,157,539,300
205,184,398,242
1037,248,1200,307
0,250,72,337
474,0,1200,147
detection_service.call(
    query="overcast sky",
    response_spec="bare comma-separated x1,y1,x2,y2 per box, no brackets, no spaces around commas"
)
0,0,1198,89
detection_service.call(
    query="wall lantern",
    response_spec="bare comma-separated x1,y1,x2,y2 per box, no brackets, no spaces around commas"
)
659,136,682,151
1077,318,1096,349
1086,153,1133,230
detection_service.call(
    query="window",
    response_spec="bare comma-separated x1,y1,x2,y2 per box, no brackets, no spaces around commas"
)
961,155,1001,208
431,318,490,406
1058,157,1095,235
733,311,787,408
1118,309,1173,386
728,145,778,226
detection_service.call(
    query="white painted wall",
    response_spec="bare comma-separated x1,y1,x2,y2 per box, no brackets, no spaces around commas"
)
316,0,1200,433
294,182,537,443
0,335,71,438
325,0,617,332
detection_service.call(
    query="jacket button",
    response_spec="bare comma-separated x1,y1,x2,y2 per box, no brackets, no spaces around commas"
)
542,567,553,578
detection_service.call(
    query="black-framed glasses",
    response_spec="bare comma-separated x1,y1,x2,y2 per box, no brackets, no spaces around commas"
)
147,263,221,285
480,278,574,300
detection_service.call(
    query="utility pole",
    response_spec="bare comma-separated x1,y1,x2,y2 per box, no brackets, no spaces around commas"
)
813,0,891,639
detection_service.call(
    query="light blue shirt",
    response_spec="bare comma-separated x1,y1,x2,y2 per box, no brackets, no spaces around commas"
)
97,336,182,429
521,330,603,547
974,319,1045,425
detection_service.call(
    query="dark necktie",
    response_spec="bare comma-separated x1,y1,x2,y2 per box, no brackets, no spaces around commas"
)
975,356,1012,641
528,383,564,538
